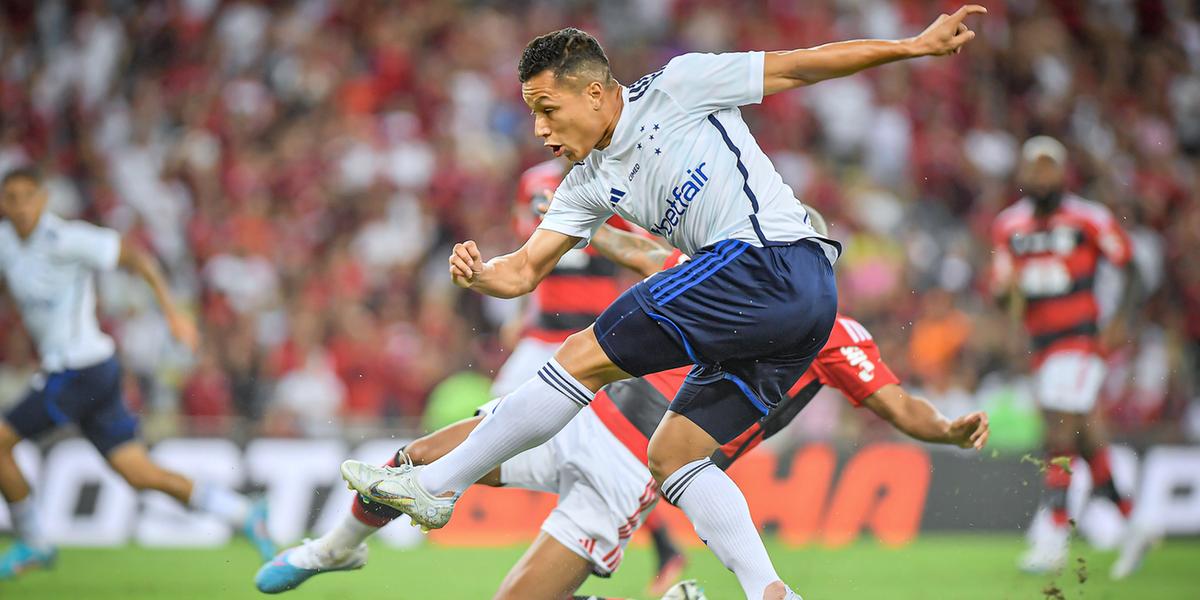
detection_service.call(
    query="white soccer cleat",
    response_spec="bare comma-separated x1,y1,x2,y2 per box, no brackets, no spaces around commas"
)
660,579,707,600
340,459,455,532
1018,524,1069,574
1110,521,1159,580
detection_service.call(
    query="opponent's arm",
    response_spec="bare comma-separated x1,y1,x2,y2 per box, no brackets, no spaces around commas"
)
118,240,198,351
762,5,986,95
862,383,989,450
449,229,579,299
590,225,672,278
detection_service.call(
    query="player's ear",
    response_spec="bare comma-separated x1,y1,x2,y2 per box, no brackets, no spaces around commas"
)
587,80,604,110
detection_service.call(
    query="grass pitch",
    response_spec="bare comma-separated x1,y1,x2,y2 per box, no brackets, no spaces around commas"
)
3,535,1198,599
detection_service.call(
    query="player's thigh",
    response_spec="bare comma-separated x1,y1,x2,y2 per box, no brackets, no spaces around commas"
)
493,531,593,600
1040,409,1079,450
2,380,59,445
586,286,693,383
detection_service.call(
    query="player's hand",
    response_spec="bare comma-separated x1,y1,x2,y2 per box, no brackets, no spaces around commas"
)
533,188,555,216
912,5,987,57
449,240,485,288
946,411,989,450
1100,318,1130,353
165,309,199,352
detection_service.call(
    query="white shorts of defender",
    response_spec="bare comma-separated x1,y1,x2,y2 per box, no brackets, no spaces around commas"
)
479,398,658,576
1035,350,1107,414
491,337,561,398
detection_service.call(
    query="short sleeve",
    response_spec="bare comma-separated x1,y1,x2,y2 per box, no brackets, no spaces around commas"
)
537,171,611,245
653,52,765,114
810,339,900,406
57,221,121,271
1089,212,1132,267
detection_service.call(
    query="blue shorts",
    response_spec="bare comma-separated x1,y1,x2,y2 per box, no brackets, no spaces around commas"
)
3,356,139,455
594,239,837,444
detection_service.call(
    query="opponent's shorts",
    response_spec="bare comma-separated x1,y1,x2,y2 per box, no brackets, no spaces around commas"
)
480,399,657,576
4,356,138,455
594,239,837,443
491,337,560,398
1035,350,1107,414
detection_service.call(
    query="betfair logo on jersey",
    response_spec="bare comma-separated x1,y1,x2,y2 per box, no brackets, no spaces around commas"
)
648,162,709,237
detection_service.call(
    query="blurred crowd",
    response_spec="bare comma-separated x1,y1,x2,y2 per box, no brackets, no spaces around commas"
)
0,0,1196,447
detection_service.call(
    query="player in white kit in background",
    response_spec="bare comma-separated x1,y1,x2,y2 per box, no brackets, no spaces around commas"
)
0,167,275,579
343,7,986,599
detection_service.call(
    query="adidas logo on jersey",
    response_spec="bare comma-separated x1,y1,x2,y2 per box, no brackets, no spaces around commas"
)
609,188,626,204
648,162,709,237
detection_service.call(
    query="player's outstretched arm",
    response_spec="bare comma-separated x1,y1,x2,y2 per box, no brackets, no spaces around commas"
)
590,225,672,278
862,384,989,450
449,229,579,299
118,240,198,351
762,5,986,95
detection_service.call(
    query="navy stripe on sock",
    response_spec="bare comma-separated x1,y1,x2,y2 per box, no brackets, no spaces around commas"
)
663,460,714,505
538,366,591,407
545,362,593,403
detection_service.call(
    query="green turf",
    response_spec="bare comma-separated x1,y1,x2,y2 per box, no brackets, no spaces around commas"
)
3,535,1198,599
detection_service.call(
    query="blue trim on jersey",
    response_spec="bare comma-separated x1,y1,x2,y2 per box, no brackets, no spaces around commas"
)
722,372,771,415
645,311,702,365
706,113,777,247
654,242,749,305
650,240,740,301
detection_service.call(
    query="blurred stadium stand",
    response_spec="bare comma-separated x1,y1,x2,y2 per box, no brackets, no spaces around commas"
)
0,0,1197,454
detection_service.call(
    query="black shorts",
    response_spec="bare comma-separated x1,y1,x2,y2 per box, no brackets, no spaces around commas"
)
594,239,837,443
4,356,139,455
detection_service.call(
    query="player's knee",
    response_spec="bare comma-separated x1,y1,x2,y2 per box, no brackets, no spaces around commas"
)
554,328,620,390
646,440,689,487
121,469,159,491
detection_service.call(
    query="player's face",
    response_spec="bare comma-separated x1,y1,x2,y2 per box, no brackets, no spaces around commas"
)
1024,157,1065,212
522,71,610,163
0,177,47,237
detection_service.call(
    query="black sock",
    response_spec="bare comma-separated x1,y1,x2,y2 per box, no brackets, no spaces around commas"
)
650,523,681,569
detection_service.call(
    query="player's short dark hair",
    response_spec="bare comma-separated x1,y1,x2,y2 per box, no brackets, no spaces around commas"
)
2,166,41,187
518,27,612,86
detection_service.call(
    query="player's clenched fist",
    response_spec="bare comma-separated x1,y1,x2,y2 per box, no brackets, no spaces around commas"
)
449,240,485,288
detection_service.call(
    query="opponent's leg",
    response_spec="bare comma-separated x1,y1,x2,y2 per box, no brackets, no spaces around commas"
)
0,402,58,579
418,327,624,496
342,329,631,530
644,508,687,597
651,411,790,600
1019,410,1075,573
106,442,273,560
1078,413,1132,517
260,417,496,593
494,532,594,600
1081,408,1156,579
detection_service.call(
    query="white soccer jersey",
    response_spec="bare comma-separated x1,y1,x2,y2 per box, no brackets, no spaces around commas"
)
0,213,121,371
539,51,837,260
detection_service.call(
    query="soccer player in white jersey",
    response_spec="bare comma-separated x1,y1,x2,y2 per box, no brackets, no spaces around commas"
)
0,167,274,579
343,8,985,599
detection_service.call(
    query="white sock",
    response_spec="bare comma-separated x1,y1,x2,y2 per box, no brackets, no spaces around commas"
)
662,458,782,600
418,359,591,496
8,496,50,551
188,481,252,526
313,512,377,558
